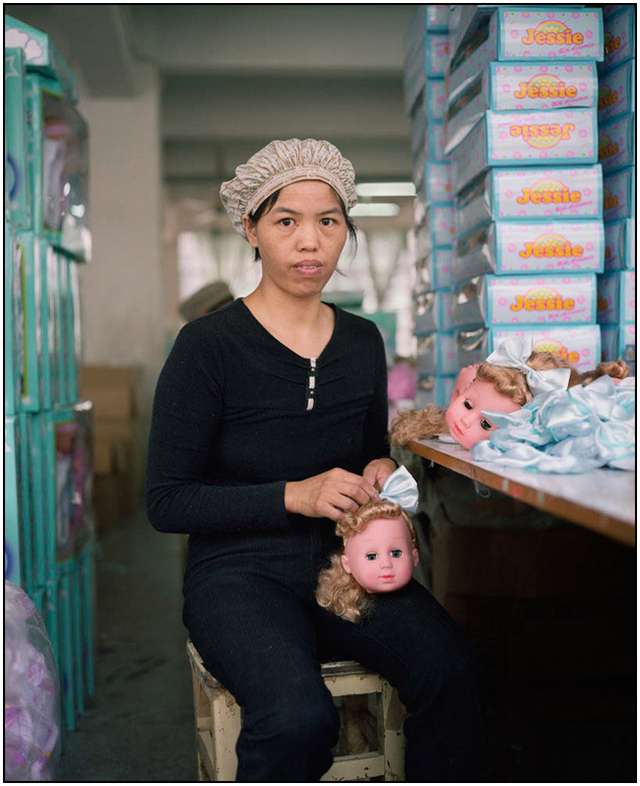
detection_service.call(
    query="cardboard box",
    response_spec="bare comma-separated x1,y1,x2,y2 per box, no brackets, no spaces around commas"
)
4,48,31,228
452,220,605,284
447,62,598,154
451,109,599,195
604,218,635,271
79,365,139,419
92,471,137,532
456,166,603,238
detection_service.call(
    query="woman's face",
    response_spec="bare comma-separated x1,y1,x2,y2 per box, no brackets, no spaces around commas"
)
243,180,348,298
445,378,521,449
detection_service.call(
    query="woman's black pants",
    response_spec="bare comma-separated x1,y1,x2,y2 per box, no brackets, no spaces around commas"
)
183,523,484,782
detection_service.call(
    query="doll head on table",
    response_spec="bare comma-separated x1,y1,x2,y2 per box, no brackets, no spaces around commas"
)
391,336,629,449
316,499,419,623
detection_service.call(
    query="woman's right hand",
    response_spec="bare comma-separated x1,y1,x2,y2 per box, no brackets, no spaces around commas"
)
285,468,379,522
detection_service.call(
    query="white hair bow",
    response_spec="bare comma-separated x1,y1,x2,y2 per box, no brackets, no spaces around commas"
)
485,336,571,398
379,466,419,513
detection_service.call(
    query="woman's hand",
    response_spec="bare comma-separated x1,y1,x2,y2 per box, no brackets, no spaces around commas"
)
362,457,397,491
285,468,379,522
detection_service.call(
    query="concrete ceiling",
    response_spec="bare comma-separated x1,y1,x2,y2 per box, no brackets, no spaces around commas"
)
6,3,416,226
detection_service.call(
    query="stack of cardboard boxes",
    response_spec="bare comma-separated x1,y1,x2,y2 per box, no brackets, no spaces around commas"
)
80,366,143,530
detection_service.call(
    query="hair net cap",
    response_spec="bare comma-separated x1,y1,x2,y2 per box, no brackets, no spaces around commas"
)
219,138,358,238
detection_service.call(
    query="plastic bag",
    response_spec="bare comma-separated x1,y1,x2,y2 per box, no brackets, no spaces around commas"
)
4,581,60,781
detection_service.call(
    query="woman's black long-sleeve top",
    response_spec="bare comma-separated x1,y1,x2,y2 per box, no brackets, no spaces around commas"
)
145,299,392,565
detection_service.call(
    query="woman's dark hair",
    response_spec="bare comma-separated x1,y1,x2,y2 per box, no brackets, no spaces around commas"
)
247,186,358,262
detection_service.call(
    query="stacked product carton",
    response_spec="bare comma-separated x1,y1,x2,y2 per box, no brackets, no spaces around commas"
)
444,6,607,376
4,16,94,734
404,5,457,407
598,4,636,374
79,365,143,530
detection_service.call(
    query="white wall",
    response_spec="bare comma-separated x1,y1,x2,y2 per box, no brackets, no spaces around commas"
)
77,64,164,413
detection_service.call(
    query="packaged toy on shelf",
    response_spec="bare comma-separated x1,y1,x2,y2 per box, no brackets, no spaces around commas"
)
404,31,449,113
598,60,635,124
604,219,635,271
25,73,91,261
598,113,635,174
597,270,636,325
414,288,455,334
416,332,459,377
5,48,31,228
450,108,598,193
603,167,635,221
452,219,604,282
423,247,455,291
4,226,24,417
425,203,456,247
600,5,635,74
448,7,604,104
451,272,598,329
446,62,598,153
456,165,603,238
421,161,454,205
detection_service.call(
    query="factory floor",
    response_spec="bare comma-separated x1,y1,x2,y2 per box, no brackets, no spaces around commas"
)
56,509,635,783
57,510,195,782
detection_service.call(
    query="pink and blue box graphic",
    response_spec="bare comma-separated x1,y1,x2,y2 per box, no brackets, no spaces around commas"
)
415,248,455,291
8,232,81,415
604,219,634,272
403,10,449,114
446,62,599,155
600,5,635,75
448,7,604,106
5,48,31,230
449,273,598,330
598,60,635,124
450,107,599,194
456,324,603,375
452,219,604,283
416,332,459,377
598,10,635,175
456,165,603,237
597,271,635,325
416,272,601,336
446,7,604,193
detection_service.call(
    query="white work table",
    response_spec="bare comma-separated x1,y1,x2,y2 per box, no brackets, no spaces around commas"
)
407,438,635,548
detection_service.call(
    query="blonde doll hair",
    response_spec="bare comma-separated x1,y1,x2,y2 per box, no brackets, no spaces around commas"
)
390,352,629,447
315,500,417,624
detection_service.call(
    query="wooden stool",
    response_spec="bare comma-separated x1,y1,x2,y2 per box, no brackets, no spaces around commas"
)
186,640,406,781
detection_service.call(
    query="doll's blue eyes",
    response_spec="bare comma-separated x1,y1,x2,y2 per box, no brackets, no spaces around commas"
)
365,550,403,560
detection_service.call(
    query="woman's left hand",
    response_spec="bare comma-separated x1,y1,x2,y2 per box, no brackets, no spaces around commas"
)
362,458,397,491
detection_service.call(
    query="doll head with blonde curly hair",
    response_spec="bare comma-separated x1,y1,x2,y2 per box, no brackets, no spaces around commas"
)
315,499,419,623
390,350,629,449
